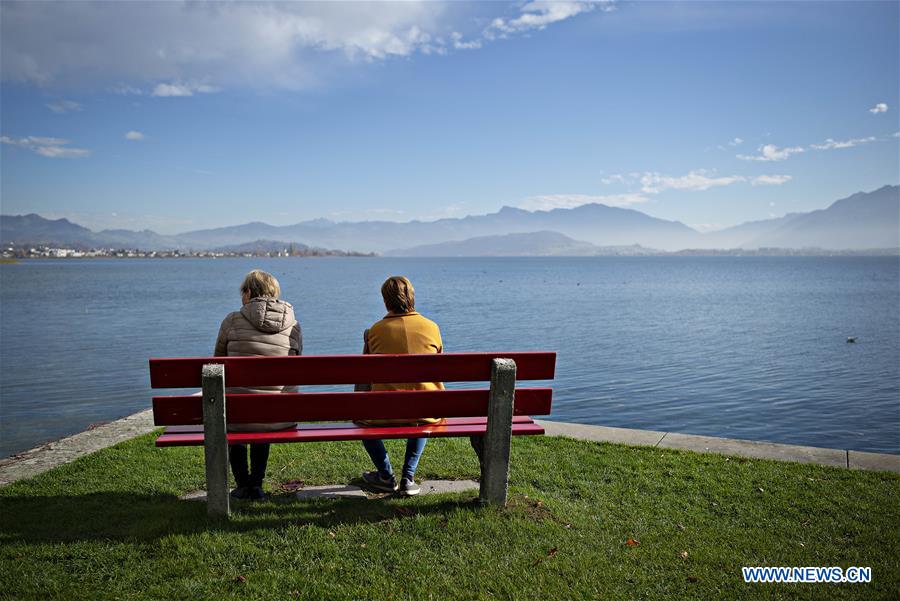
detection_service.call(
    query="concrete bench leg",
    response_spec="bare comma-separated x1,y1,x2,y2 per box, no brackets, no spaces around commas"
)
480,358,516,506
202,364,230,520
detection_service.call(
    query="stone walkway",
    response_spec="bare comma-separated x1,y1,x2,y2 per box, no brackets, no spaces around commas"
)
1,411,897,487
534,421,900,473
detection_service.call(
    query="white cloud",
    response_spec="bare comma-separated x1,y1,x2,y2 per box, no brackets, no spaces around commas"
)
151,82,219,97
737,144,805,162
751,174,792,186
45,100,82,114
869,103,888,114
520,193,649,211
450,32,482,50
0,2,601,92
728,137,744,146
809,136,876,150
486,1,603,38
638,170,746,194
124,130,145,141
0,135,90,158
894,131,900,138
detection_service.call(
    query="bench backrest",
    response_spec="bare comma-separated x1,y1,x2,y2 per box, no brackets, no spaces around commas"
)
151,352,556,427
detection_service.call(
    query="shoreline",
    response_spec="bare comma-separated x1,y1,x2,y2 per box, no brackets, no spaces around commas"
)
2,412,897,487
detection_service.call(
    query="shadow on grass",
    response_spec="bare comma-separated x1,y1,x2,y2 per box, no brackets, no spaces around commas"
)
0,491,481,543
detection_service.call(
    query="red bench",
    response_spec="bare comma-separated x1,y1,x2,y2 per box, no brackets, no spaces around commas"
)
150,352,556,519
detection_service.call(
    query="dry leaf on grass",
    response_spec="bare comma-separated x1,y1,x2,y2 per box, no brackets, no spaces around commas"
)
680,550,689,559
626,538,640,546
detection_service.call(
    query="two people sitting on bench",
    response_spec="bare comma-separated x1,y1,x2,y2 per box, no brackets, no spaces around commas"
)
214,270,466,499
214,270,302,501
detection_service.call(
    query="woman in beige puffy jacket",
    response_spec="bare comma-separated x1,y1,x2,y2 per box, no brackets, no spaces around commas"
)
214,269,302,500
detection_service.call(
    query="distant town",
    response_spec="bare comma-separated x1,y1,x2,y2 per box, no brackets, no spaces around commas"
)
1,244,376,260
2,244,896,260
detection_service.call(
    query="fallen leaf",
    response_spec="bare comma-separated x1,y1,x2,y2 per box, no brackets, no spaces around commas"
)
395,506,415,517
328,531,336,538
799,542,805,548
235,575,247,584
757,487,765,493
680,550,689,559
676,523,686,531
564,523,572,529
532,547,559,566
626,538,640,546
360,543,367,548
279,480,304,492
687,575,700,583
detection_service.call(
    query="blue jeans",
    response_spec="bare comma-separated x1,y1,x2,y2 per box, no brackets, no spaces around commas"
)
362,438,427,480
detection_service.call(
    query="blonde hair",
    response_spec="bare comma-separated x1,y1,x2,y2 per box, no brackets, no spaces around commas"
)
240,270,281,299
381,276,415,314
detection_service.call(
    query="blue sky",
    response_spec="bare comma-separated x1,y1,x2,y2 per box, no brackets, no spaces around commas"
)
1,1,898,234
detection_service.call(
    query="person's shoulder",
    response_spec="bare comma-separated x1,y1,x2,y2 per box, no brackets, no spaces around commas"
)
414,312,441,331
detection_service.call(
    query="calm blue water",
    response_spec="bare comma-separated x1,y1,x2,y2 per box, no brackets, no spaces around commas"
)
1,257,898,458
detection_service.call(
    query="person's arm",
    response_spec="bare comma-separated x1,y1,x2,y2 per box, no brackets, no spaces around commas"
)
213,315,229,357
291,322,303,356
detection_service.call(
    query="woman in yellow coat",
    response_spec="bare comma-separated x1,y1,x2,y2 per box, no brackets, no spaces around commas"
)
358,276,443,496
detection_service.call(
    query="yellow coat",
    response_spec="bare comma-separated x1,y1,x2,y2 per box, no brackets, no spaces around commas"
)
358,311,444,425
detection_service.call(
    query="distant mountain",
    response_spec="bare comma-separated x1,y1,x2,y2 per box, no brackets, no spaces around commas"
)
746,185,899,249
2,185,897,252
387,231,660,256
213,239,371,256
0,214,97,247
700,214,804,249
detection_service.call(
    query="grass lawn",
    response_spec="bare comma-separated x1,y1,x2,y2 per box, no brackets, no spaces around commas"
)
1,432,898,600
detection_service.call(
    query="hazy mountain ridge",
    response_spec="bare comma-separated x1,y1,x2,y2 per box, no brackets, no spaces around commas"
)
2,185,897,253
387,231,661,256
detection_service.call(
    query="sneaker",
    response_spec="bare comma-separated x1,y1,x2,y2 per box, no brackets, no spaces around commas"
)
361,471,398,492
399,478,421,497
247,486,267,501
230,486,250,500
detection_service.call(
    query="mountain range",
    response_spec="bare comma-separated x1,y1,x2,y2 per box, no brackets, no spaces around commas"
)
2,185,897,254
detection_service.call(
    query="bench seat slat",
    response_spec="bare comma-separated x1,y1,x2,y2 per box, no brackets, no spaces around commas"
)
155,417,544,447
152,388,552,426
149,352,556,388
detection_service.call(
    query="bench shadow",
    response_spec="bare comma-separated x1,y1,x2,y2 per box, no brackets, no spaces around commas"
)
0,490,481,544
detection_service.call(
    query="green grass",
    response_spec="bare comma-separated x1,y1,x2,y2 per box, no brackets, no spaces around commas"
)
1,433,898,600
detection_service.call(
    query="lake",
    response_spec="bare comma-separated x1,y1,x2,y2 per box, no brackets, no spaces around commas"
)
1,256,898,458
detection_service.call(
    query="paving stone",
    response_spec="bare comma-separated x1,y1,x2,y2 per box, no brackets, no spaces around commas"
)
848,450,900,473
658,432,847,467
296,484,368,500
535,420,666,447
0,409,156,486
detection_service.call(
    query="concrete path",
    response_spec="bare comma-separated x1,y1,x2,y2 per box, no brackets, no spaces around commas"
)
2,411,898,488
535,420,900,473
180,479,480,502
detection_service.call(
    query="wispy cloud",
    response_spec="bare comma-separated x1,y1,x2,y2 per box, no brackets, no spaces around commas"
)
809,136,876,150
0,2,602,92
0,135,90,158
485,1,606,39
751,174,792,186
869,102,889,114
737,144,805,162
520,193,648,211
728,137,744,147
124,130,145,141
638,170,746,194
45,100,82,114
152,82,218,97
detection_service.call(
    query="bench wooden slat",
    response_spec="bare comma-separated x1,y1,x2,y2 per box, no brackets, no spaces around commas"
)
149,352,556,388
155,417,545,447
152,388,552,426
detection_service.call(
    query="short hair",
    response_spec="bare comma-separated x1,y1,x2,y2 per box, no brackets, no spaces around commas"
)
240,270,281,299
381,276,415,314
